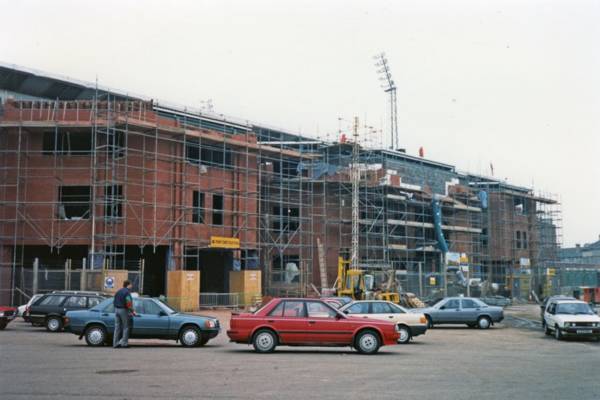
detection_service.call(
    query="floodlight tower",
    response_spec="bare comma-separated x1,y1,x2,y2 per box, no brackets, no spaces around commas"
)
351,116,360,270
374,52,398,150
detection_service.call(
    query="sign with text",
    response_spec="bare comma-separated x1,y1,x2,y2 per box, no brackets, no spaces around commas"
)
210,236,240,249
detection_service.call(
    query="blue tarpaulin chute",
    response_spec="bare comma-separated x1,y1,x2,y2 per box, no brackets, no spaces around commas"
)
432,198,449,253
478,190,488,209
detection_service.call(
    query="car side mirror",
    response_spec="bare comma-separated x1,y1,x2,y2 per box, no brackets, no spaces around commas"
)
159,311,168,317
440,306,446,310
335,313,344,319
343,310,349,314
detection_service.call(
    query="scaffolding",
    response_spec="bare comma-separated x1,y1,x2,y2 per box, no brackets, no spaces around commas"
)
0,95,563,306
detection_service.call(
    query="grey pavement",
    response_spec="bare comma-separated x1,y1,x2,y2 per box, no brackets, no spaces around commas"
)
1,310,599,400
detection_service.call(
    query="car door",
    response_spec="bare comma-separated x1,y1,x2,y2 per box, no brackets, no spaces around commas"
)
460,299,480,323
305,300,351,345
266,300,308,344
371,301,396,322
99,302,116,331
437,299,461,323
132,299,168,338
544,302,556,329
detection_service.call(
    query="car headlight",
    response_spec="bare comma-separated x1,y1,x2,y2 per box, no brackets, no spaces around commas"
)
0,311,4,317
204,319,216,329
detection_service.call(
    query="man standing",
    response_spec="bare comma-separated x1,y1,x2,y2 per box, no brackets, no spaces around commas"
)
113,280,136,348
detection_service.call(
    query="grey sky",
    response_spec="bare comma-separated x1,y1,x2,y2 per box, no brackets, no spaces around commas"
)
1,0,598,246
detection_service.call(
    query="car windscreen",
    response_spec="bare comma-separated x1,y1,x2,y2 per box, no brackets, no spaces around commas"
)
93,298,113,311
556,302,595,315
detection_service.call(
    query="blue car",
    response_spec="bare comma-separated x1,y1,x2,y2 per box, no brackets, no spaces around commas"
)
64,297,220,347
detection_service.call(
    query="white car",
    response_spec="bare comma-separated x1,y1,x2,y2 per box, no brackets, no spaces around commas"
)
18,294,43,320
340,300,428,344
543,299,600,341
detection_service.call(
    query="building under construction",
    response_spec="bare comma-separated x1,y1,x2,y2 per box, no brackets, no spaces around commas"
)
0,64,562,306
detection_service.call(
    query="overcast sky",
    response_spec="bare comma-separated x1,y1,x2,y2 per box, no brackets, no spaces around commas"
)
1,0,598,246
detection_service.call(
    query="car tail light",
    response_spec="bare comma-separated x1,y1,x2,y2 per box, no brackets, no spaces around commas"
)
25,306,30,315
420,316,427,324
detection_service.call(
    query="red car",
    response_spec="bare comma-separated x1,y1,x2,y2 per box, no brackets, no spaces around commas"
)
0,306,17,330
227,298,400,354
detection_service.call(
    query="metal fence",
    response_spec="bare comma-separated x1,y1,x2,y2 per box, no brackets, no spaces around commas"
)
199,292,240,308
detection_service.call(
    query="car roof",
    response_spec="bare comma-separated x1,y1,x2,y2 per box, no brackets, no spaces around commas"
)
553,299,587,304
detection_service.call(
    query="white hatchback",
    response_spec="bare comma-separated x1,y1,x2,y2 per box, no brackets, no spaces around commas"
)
543,299,600,341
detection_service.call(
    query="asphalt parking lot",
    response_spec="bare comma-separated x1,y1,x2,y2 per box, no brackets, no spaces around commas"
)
1,309,599,400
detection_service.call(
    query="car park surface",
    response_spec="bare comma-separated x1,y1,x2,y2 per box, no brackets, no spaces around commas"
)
1,309,600,400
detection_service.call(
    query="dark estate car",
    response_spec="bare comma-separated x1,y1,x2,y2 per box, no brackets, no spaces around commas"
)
29,291,109,332
0,306,17,330
64,297,220,347
416,297,504,329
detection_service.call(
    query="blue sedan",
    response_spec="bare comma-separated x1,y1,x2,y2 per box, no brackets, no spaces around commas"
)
64,297,220,347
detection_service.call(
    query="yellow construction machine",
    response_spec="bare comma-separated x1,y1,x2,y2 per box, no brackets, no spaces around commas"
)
335,256,400,303
335,256,366,300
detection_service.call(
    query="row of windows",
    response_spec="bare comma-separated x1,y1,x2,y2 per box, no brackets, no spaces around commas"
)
57,186,224,226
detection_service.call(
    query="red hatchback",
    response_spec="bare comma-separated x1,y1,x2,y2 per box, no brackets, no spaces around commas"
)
227,298,400,354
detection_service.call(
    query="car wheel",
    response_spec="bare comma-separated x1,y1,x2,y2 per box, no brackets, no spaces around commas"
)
46,316,63,332
253,329,278,353
180,326,201,347
477,316,491,329
85,325,107,346
355,330,381,355
554,325,562,340
544,324,552,336
425,315,434,329
397,325,411,344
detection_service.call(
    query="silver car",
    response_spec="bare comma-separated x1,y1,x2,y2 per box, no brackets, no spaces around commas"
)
416,297,504,329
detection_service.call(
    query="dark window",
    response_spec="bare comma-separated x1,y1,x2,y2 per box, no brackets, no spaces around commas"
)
513,197,528,215
104,185,123,218
523,231,528,249
282,301,306,318
64,296,87,308
185,140,233,169
192,191,205,223
40,295,66,306
58,186,91,220
271,206,299,231
273,159,299,177
212,194,223,225
43,131,92,155
516,231,522,249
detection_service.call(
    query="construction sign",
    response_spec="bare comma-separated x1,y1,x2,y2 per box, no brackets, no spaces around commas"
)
210,236,240,249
